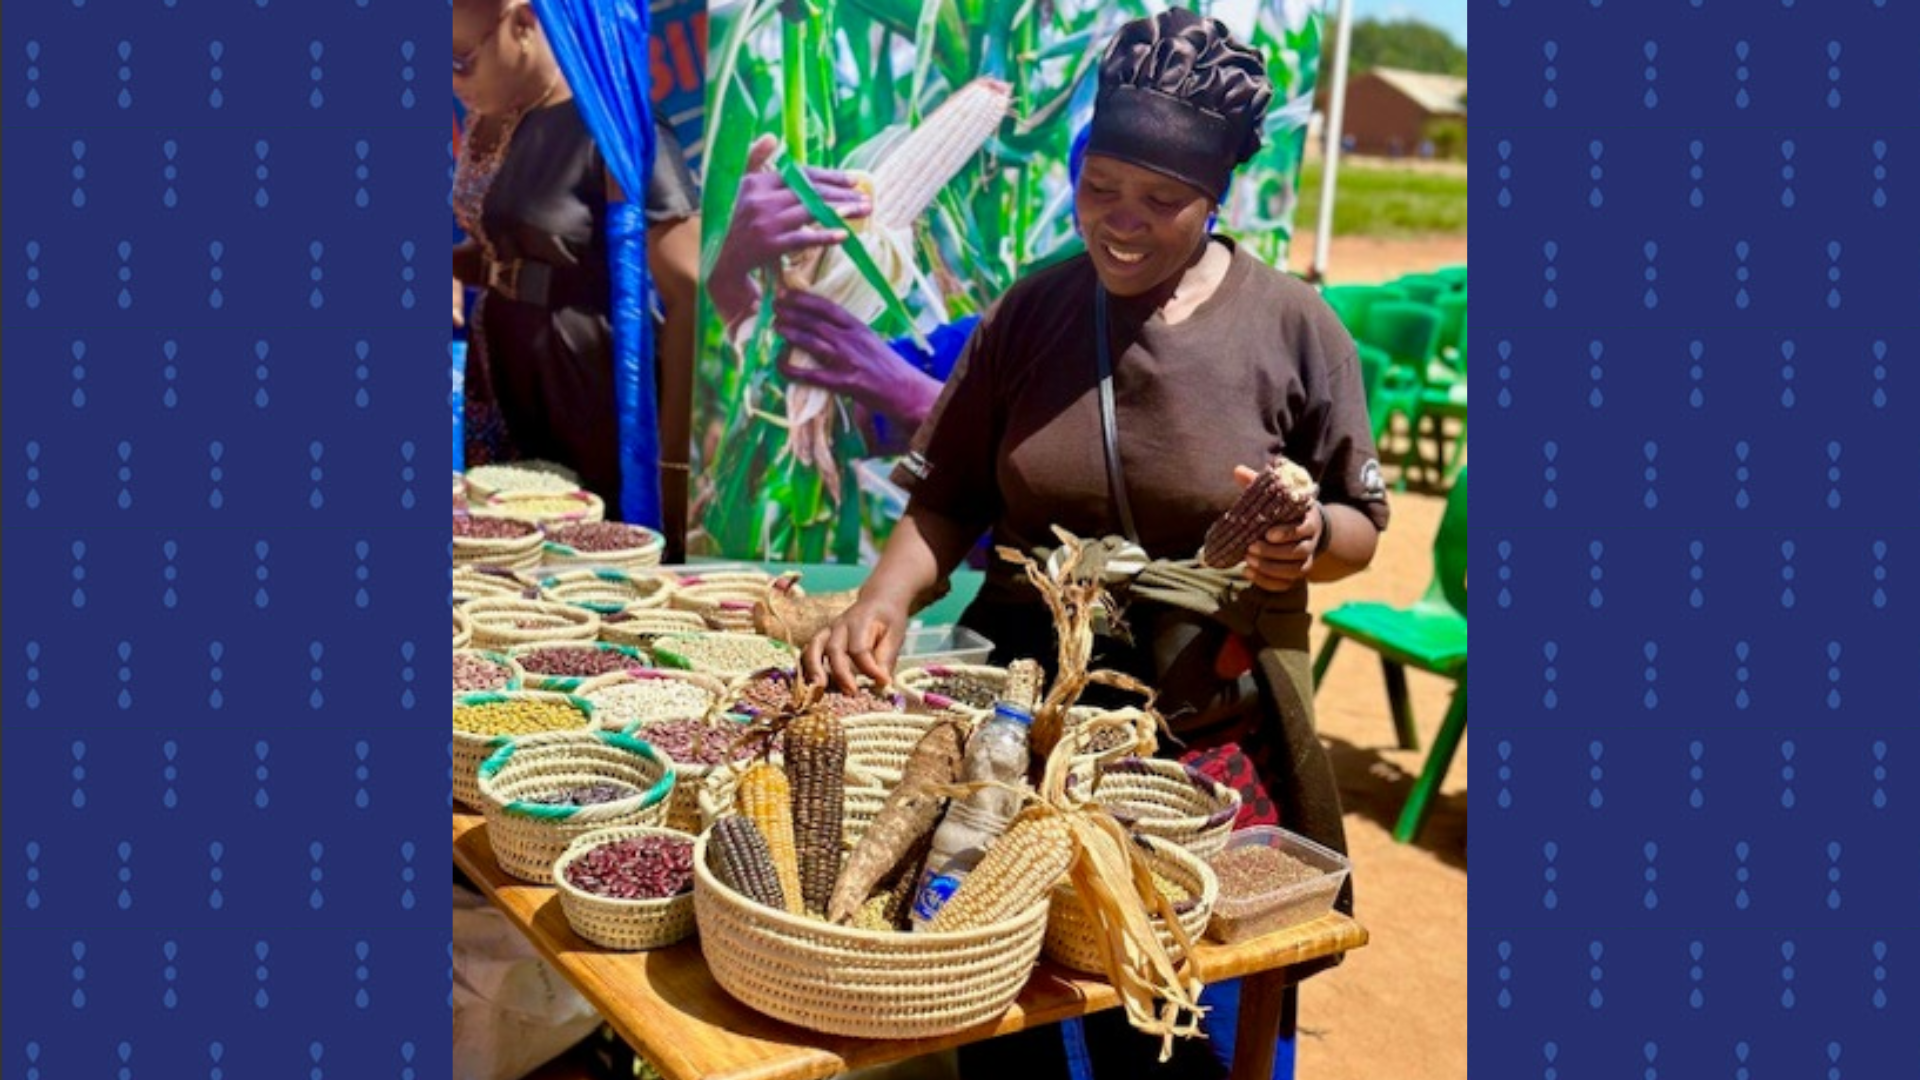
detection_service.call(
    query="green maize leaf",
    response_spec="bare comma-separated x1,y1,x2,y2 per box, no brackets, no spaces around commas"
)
782,17,808,165
775,155,930,350
907,0,943,124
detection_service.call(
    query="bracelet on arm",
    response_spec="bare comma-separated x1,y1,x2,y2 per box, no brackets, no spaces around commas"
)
1314,502,1334,555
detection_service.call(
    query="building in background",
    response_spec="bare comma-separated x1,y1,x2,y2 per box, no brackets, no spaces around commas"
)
1331,67,1466,158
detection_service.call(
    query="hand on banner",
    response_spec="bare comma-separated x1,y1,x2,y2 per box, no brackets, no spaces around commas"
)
708,134,872,330
774,291,941,430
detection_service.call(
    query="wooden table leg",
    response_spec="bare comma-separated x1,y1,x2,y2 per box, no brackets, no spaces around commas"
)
1230,969,1289,1080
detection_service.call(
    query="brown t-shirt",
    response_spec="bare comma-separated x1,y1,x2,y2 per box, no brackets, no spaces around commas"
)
894,240,1390,601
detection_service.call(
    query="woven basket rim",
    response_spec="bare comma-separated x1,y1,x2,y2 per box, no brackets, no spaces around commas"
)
451,690,596,746
1050,832,1219,914
1091,756,1241,816
477,729,677,818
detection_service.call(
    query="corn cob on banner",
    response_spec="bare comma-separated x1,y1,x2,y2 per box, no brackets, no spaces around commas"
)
689,0,1326,563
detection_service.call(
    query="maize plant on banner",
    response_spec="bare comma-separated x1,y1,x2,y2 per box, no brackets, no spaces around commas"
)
690,0,1326,564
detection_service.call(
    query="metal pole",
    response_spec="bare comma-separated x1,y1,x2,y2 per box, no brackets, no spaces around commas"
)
1310,0,1356,283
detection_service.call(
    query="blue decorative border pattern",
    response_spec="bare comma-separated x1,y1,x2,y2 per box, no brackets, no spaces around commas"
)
1474,3,1917,1075
4,1,451,1074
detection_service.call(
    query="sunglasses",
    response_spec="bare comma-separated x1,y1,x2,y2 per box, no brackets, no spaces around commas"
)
452,3,524,77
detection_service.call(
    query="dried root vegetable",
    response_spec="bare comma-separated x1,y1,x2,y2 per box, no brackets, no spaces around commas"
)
1201,456,1318,569
826,713,969,924
753,574,860,646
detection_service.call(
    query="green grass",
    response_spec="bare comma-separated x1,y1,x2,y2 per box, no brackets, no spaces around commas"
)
1292,159,1468,238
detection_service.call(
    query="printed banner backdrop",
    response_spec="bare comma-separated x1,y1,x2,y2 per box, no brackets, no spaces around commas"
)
1472,2,1918,1076
2,1,452,1075
688,0,1324,563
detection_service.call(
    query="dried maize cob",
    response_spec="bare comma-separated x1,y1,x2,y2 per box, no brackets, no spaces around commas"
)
926,807,1075,931
734,761,806,915
708,815,789,911
784,706,848,916
1201,456,1319,569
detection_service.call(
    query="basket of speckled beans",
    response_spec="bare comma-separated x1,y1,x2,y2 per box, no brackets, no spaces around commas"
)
506,642,651,693
452,650,525,695
541,521,668,571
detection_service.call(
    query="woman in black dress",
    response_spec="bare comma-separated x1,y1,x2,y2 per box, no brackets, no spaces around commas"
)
452,0,700,529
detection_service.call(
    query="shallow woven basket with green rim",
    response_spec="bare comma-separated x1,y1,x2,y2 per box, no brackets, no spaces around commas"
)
463,596,602,651
537,569,674,615
506,642,652,693
1074,756,1242,859
452,648,526,695
477,729,677,883
1041,833,1218,975
651,632,797,680
453,565,540,605
669,581,772,633
472,489,606,529
598,608,710,650
541,522,667,571
451,690,596,810
691,781,1051,1040
553,824,699,951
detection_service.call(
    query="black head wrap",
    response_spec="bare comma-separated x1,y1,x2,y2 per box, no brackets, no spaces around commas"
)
1087,9,1273,200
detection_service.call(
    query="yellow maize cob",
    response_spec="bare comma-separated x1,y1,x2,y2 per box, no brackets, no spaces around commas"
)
784,708,848,917
926,808,1075,932
734,761,806,915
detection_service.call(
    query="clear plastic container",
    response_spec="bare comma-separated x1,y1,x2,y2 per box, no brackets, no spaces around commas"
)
897,625,994,668
1204,826,1351,944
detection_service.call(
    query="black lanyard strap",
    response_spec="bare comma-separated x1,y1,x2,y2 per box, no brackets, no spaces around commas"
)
1094,286,1141,545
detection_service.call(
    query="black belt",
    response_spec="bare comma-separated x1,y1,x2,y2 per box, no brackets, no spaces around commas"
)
485,256,601,309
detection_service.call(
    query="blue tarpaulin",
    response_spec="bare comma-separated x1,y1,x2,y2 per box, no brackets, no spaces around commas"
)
531,0,662,528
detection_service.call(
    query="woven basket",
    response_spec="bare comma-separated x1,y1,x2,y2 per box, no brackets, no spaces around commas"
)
452,649,526,695
553,825,699,951
598,608,710,650
537,569,674,615
477,729,676,883
1076,757,1241,859
837,711,951,785
542,522,667,571
651,632,798,680
895,664,1009,716
507,642,651,692
674,568,774,589
453,517,547,572
582,669,730,730
671,581,774,633
473,490,606,529
1042,834,1218,974
464,597,602,651
453,606,474,650
695,749,893,844
623,714,763,833
692,814,1051,1040
453,471,468,513
465,461,582,503
451,691,596,810
1060,706,1160,770
452,565,539,605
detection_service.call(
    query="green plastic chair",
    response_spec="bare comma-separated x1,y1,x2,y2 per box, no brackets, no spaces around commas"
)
1321,285,1405,342
1392,275,1446,306
1433,292,1468,370
1358,301,1445,485
1312,468,1467,843
1432,264,1469,292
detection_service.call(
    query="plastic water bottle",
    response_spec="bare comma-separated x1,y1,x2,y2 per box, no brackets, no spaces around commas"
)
909,702,1034,930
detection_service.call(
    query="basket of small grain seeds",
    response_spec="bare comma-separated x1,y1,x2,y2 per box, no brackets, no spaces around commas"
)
463,597,601,651
895,664,1009,716
650,632,797,681
452,565,539,605
476,728,676,883
1075,756,1241,859
453,515,546,572
597,608,709,650
452,649,526,695
536,569,674,615
450,691,596,809
464,461,581,503
507,642,651,692
553,824,698,950
453,606,474,650
541,521,667,571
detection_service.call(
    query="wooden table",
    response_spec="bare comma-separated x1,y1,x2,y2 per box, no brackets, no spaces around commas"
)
454,813,1366,1080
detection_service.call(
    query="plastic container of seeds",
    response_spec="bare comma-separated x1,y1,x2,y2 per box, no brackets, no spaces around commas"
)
1203,826,1351,944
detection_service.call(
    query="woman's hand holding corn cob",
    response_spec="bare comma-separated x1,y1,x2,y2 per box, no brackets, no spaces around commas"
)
1231,463,1323,592
708,134,873,332
773,291,942,430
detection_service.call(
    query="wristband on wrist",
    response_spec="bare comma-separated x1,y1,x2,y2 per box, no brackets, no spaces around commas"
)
1314,502,1333,555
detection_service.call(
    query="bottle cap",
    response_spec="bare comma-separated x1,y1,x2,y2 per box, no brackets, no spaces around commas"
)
992,702,1034,726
